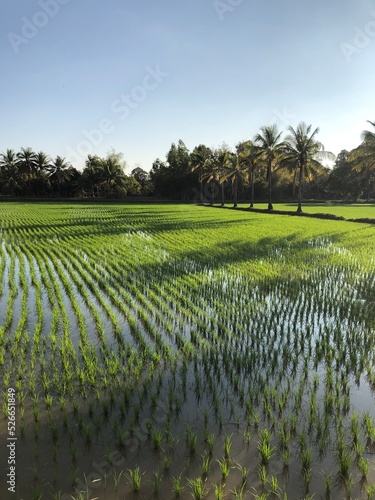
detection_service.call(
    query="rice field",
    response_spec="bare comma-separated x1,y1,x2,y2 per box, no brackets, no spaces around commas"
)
0,202,374,499
237,203,375,220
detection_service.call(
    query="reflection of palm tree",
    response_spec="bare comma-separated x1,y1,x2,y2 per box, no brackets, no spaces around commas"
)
280,122,334,212
254,125,284,210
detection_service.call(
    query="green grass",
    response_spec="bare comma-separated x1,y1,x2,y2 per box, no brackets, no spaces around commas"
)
236,202,375,219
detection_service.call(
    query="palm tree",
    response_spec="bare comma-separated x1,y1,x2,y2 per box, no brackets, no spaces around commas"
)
237,140,264,208
35,151,52,174
189,145,212,203
0,149,23,194
213,148,231,206
350,120,375,200
48,156,74,193
221,150,247,208
0,149,17,172
254,125,285,210
280,122,335,212
16,147,37,180
99,156,127,194
201,160,217,205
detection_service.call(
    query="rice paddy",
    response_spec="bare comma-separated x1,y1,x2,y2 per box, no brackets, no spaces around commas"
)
0,202,374,499
237,203,375,220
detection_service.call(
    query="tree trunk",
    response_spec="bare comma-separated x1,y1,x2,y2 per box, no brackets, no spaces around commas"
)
221,182,225,206
268,162,273,210
233,180,237,208
297,163,303,213
200,178,203,203
249,172,254,208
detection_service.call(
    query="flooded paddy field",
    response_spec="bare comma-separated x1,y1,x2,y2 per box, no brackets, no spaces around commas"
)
0,202,374,499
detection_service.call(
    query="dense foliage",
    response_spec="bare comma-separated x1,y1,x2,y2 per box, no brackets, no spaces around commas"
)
1,121,374,204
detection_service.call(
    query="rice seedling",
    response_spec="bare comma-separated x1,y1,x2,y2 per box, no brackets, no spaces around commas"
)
127,466,143,493
172,475,183,497
200,453,211,478
217,458,231,481
162,454,171,472
230,482,247,499
186,425,198,455
151,470,163,496
268,475,280,496
337,448,352,478
359,457,369,479
223,434,232,460
205,433,215,455
214,482,225,499
152,428,163,451
188,477,207,499
258,428,274,466
258,465,267,487
366,483,375,499
235,462,250,485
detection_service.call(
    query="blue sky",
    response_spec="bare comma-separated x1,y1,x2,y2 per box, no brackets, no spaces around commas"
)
1,0,375,171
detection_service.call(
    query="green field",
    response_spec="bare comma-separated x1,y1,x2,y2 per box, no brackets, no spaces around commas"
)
0,202,375,499
237,203,375,220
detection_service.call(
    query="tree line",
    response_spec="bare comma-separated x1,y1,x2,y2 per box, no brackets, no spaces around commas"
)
1,121,374,209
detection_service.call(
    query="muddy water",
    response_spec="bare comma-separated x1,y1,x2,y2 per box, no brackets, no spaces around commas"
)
1,240,375,498
2,355,375,499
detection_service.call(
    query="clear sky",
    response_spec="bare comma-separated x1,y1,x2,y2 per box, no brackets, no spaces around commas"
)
1,0,375,171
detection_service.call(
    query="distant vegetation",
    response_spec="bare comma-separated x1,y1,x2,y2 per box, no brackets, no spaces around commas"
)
1,121,374,207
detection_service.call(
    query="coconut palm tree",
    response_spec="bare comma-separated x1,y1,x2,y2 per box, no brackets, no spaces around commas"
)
189,145,212,203
99,156,127,195
237,140,264,208
221,150,247,208
254,125,285,210
35,151,52,174
48,156,75,196
48,156,73,184
201,160,218,205
213,148,231,206
350,120,375,200
0,149,17,172
16,147,37,181
0,149,23,194
280,122,335,212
